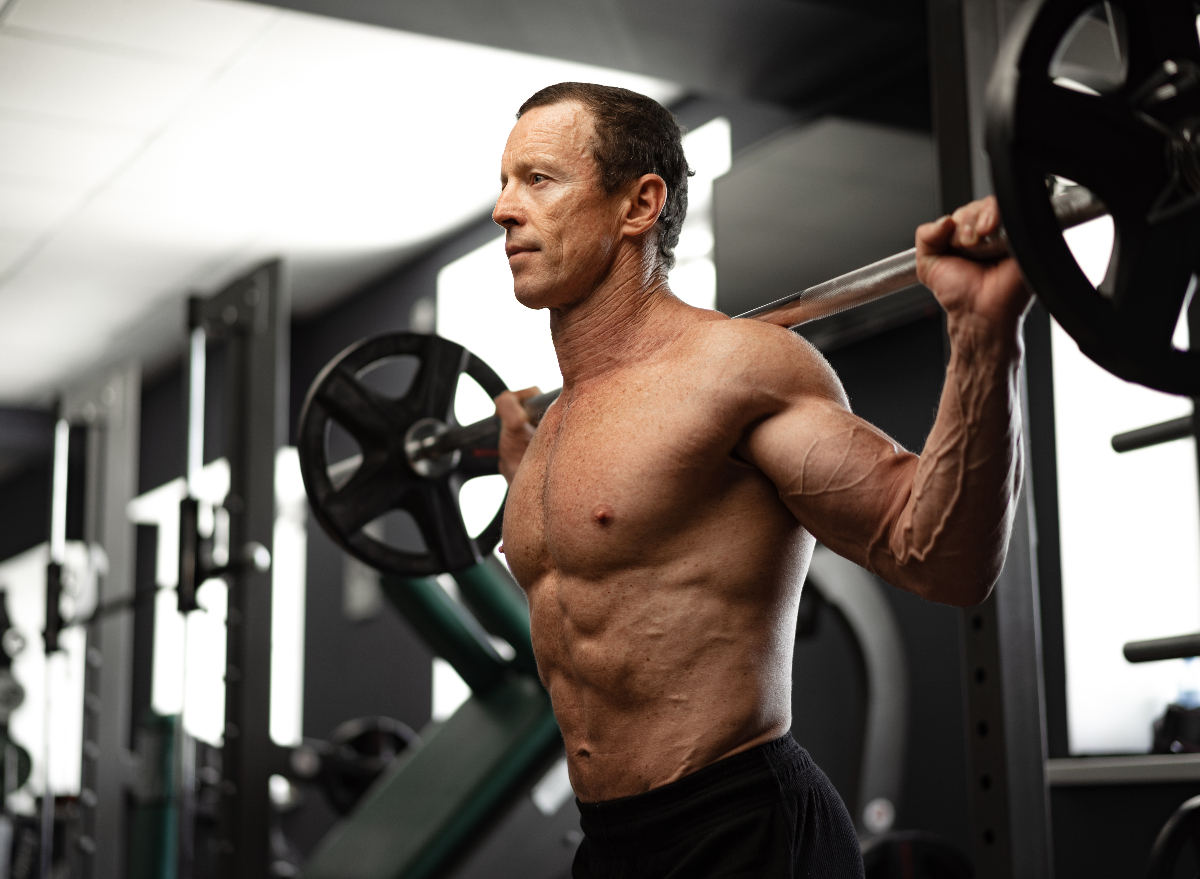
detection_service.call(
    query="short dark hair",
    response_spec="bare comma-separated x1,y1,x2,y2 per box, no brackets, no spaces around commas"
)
517,83,691,272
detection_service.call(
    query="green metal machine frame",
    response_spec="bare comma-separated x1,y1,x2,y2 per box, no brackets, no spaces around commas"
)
302,557,562,879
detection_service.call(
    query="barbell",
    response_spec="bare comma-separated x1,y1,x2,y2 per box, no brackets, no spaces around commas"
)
298,0,1200,577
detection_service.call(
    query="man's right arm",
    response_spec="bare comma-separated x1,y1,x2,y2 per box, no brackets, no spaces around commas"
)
735,200,1027,607
495,387,542,484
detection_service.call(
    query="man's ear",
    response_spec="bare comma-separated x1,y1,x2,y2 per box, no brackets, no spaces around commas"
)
621,173,667,239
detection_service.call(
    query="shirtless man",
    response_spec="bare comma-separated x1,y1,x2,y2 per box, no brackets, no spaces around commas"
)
492,83,1027,878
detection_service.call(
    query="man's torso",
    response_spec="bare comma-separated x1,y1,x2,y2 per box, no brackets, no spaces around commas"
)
503,315,816,802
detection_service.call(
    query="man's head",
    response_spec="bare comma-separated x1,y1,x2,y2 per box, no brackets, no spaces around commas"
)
493,83,690,310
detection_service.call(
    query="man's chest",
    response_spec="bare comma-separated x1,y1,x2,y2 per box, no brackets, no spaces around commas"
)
502,384,746,579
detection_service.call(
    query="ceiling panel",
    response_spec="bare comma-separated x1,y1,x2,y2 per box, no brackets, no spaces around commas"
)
0,179,85,235
0,31,210,132
4,0,276,65
0,234,37,277
0,2,680,402
0,115,139,187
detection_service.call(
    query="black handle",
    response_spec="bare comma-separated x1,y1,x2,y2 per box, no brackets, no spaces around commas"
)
1124,633,1200,663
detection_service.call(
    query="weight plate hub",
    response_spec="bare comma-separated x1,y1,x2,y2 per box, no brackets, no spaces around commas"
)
298,332,507,576
988,0,1200,395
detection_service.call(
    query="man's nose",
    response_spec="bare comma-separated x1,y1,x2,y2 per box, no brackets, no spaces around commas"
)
493,184,520,228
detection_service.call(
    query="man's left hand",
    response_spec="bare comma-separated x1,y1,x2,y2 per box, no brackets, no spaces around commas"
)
915,195,1033,337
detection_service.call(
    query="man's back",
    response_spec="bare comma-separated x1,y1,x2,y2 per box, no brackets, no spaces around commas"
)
503,304,833,802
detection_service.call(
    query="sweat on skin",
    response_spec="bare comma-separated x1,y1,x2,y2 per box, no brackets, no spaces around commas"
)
491,99,1028,803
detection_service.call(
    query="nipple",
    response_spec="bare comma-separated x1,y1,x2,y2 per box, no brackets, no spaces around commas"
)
592,504,614,526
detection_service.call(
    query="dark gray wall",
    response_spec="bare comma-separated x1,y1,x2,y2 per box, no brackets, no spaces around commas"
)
714,115,939,319
791,598,868,813
1052,783,1200,879
0,457,50,564
823,314,974,854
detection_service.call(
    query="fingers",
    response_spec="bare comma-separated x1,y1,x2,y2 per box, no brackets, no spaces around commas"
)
495,386,541,485
916,214,955,254
949,196,1001,248
514,386,543,406
494,386,542,428
915,215,955,286
916,198,1004,282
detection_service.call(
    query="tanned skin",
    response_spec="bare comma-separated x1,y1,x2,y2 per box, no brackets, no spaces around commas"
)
492,101,1029,804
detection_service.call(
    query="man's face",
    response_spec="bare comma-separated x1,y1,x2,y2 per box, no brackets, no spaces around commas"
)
493,102,626,311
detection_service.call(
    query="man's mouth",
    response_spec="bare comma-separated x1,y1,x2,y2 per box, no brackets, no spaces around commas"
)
505,244,537,259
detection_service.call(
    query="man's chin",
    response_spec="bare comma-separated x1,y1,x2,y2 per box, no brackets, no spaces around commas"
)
512,283,554,312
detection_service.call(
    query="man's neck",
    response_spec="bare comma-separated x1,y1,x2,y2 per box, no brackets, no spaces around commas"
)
549,253,685,388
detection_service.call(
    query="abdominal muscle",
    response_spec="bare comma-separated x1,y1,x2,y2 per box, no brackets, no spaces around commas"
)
513,478,814,803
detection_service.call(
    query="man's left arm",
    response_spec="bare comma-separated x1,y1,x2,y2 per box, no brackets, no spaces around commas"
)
741,197,1030,606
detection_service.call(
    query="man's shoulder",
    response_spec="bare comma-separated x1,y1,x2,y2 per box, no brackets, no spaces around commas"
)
680,316,848,410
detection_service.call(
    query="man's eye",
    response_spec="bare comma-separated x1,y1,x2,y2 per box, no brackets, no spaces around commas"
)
532,174,546,184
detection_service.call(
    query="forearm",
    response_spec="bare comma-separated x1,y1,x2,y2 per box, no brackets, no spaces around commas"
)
874,313,1024,603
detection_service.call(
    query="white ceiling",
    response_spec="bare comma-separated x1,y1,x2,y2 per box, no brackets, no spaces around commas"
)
0,0,679,404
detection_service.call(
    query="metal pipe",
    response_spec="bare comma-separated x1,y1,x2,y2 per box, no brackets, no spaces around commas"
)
377,575,508,694
1111,414,1194,453
1124,632,1200,663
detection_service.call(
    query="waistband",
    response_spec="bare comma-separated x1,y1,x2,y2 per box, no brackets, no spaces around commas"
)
576,735,812,854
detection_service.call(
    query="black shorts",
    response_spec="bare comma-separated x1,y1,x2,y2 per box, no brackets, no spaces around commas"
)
572,736,864,879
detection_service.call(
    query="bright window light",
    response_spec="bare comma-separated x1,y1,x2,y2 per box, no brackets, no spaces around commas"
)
1055,227,1200,755
0,542,90,809
128,460,227,736
1062,215,1114,288
183,578,227,745
127,451,307,746
437,234,559,548
271,447,307,747
670,117,731,310
431,657,470,722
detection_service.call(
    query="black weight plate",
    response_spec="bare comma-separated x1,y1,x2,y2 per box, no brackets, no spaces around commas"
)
320,716,418,814
988,0,1200,395
297,332,508,576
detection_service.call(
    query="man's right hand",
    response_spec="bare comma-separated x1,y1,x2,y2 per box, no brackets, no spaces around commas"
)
495,387,542,484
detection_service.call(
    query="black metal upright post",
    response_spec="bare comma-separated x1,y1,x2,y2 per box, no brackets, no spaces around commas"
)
1188,287,1200,531
62,363,142,879
926,1,1053,877
189,261,288,879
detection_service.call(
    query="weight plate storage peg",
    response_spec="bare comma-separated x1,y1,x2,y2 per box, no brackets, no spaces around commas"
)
297,333,508,576
987,0,1200,395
